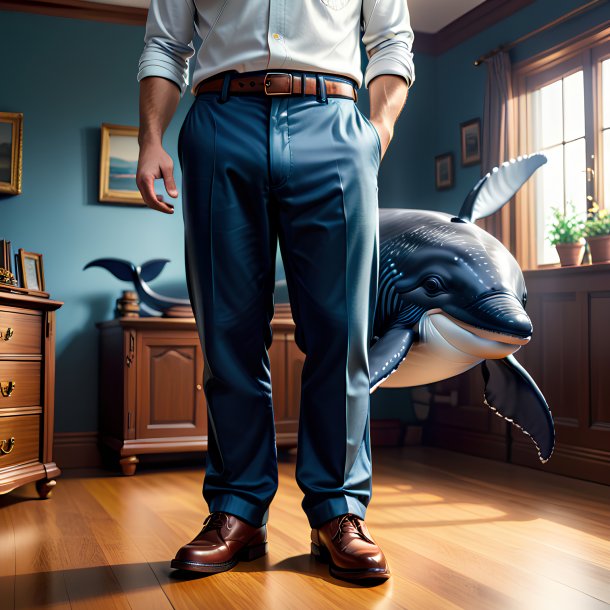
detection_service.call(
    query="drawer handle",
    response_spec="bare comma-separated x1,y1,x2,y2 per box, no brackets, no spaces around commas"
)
0,437,15,455
0,381,16,397
1,327,14,341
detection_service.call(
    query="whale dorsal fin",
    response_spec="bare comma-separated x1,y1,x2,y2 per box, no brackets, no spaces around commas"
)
458,153,547,223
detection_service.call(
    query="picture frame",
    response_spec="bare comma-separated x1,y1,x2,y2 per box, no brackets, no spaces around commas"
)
17,249,45,292
0,112,23,195
460,118,481,167
99,123,144,204
434,152,454,190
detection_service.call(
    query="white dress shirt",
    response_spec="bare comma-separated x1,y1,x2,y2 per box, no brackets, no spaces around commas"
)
137,0,416,97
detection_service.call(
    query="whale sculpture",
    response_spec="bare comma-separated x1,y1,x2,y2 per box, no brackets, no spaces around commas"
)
370,152,555,464
83,257,190,317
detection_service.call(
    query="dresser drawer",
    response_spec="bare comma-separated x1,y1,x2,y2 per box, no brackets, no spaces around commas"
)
0,413,40,469
0,309,42,355
0,361,41,409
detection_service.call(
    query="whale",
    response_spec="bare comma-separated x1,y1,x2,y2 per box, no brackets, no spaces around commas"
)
369,153,555,464
84,154,555,464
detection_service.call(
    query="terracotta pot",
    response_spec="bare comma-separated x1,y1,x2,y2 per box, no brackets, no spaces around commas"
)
586,235,610,264
555,242,585,267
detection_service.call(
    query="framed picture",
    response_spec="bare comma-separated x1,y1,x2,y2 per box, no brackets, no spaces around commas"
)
460,118,481,166
0,112,23,195
18,249,45,292
435,152,454,190
99,123,144,204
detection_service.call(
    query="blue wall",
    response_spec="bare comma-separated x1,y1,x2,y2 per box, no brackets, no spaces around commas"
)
1,0,607,433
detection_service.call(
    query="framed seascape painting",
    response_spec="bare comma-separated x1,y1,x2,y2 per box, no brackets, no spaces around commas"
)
0,112,23,195
435,152,454,190
460,118,481,167
99,123,144,204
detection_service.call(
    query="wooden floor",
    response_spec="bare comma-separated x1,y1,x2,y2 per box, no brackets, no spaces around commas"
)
1,446,609,610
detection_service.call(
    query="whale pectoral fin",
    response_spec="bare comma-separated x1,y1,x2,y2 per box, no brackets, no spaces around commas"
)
481,354,555,463
369,328,415,394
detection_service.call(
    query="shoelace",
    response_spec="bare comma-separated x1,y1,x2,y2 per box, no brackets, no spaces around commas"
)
201,511,227,533
331,514,375,545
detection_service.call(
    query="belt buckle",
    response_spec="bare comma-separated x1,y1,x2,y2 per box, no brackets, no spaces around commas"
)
264,72,293,95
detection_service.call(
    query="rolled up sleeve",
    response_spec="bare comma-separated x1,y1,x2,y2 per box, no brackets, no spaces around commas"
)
361,0,416,89
137,0,196,97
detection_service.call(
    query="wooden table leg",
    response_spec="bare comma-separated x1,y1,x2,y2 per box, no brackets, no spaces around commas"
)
35,478,57,499
119,455,139,476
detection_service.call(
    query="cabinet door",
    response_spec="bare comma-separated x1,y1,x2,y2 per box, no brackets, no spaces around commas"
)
281,333,304,438
269,330,302,443
136,331,207,439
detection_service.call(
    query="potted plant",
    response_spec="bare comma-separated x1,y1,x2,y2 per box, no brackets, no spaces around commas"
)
584,198,610,264
547,204,585,267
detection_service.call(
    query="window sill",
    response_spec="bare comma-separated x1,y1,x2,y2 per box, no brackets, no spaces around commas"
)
524,260,610,277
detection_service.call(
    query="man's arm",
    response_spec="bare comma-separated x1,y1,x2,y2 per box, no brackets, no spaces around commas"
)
368,75,409,161
361,0,415,160
136,0,195,213
137,77,181,214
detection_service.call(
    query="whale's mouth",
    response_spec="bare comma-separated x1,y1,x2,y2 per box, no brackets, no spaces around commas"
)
440,311,531,346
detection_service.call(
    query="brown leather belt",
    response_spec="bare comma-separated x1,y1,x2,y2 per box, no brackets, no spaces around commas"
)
196,71,358,101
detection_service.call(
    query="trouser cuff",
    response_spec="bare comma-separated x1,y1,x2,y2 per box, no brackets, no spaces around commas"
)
305,495,367,529
208,494,270,528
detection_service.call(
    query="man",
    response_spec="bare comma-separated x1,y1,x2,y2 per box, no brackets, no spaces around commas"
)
136,0,415,584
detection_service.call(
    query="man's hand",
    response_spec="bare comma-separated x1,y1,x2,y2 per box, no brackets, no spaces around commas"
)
369,119,393,161
368,74,410,162
136,76,182,214
137,139,178,214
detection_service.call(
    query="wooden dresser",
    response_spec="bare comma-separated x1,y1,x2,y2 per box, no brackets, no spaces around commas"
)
97,303,302,475
0,289,63,497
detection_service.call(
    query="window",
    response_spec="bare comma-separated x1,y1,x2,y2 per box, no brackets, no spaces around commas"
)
513,26,610,268
600,59,610,208
531,70,587,265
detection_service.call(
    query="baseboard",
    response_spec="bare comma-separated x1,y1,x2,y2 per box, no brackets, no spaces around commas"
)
370,419,424,447
54,432,101,469
423,425,509,462
55,422,423,469
511,439,610,486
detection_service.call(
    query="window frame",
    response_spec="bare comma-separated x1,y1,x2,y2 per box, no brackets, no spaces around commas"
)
512,22,610,270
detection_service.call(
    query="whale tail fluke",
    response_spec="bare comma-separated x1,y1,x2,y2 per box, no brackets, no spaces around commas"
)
458,153,547,223
140,259,171,282
481,354,555,463
83,258,137,282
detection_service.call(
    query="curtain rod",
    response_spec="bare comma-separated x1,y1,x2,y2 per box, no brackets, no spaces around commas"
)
473,0,609,66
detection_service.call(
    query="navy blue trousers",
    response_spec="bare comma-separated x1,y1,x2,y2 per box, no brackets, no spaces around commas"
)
178,71,381,529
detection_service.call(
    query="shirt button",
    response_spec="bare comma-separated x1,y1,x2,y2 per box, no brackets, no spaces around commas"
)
272,32,282,40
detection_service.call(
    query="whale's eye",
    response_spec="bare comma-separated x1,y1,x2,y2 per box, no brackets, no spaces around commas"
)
422,276,443,295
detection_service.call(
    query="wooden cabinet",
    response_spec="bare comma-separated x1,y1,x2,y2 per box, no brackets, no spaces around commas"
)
0,290,63,497
97,303,302,475
423,263,610,486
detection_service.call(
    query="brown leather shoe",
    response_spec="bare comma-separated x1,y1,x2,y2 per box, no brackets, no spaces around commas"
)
170,511,268,573
311,513,390,582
